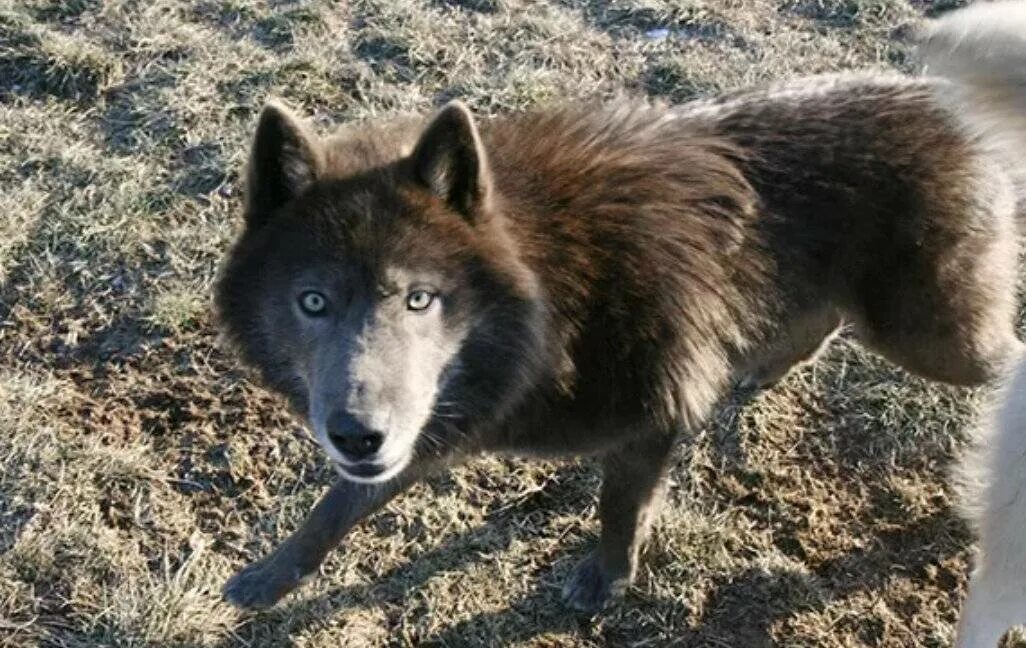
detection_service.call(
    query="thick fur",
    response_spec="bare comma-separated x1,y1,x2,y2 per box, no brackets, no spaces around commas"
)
956,351,1026,648
919,3,1026,645
213,1,1026,620
916,0,1026,209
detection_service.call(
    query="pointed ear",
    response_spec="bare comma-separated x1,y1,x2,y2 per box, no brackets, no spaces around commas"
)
244,100,323,228
411,101,492,220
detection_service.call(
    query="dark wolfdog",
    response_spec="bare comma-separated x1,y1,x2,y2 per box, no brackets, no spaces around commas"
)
215,3,1026,616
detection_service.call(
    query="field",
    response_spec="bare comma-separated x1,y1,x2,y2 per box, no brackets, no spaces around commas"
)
4,0,1022,646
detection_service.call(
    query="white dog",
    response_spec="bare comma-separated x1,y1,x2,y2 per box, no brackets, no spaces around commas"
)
955,348,1026,647
917,3,1026,647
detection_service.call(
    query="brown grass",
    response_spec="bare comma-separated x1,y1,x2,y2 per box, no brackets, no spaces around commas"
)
3,0,1023,646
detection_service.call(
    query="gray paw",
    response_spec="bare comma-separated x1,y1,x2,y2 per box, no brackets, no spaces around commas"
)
561,553,629,613
223,558,303,611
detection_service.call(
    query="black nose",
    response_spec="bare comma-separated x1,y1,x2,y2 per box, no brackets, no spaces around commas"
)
326,410,384,461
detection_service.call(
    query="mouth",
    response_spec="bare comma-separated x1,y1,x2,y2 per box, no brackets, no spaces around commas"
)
342,461,388,479
332,453,410,484
310,418,414,484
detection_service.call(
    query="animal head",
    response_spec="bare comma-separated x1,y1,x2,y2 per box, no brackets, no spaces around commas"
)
215,100,546,483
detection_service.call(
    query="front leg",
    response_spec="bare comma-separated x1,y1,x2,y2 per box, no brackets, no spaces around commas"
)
223,466,422,610
562,433,676,612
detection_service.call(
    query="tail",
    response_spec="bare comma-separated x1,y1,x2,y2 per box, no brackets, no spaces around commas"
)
916,1,1026,204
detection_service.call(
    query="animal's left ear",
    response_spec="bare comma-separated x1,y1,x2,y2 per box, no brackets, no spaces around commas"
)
411,101,492,221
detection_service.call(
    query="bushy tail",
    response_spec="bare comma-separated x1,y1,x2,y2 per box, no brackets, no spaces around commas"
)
917,1,1026,203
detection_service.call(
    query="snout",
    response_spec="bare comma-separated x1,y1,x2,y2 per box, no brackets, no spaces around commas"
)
326,409,384,462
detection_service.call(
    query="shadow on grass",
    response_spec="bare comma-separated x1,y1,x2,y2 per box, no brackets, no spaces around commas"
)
212,465,601,646
189,1,324,54
686,509,966,647
562,0,743,43
194,449,968,647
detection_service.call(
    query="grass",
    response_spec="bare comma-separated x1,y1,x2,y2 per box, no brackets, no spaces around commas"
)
1,0,1020,645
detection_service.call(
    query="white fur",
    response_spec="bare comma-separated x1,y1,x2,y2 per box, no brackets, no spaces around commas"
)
918,0,1026,203
955,351,1026,647
915,3,1026,645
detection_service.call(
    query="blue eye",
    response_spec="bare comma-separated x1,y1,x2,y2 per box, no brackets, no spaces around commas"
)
298,290,327,316
406,289,435,312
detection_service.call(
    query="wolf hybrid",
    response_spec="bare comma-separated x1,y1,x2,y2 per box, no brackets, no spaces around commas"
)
214,0,1026,626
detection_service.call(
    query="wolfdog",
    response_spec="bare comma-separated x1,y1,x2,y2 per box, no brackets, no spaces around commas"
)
213,0,1026,627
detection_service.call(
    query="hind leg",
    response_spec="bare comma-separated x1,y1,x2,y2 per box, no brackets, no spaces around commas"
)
739,307,842,390
850,194,1022,386
854,277,1022,387
858,319,1023,387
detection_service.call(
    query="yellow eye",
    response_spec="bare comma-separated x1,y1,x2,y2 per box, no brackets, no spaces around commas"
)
406,289,435,312
299,290,327,315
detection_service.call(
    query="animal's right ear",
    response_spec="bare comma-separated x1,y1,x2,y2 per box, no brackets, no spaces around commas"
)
411,101,492,222
244,100,323,228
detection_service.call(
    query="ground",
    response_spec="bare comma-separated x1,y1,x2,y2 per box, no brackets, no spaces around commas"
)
1,0,1021,646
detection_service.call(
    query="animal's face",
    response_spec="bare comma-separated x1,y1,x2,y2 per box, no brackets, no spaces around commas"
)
294,265,465,481
240,192,479,483
216,101,545,483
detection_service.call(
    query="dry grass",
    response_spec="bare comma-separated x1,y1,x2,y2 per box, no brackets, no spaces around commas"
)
2,0,1023,645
